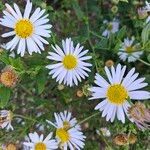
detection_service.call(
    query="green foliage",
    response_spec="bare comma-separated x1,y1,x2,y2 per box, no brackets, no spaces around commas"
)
142,23,150,50
0,86,11,108
0,0,149,149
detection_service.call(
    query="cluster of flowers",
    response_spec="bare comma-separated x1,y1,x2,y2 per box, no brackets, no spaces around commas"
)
0,0,150,149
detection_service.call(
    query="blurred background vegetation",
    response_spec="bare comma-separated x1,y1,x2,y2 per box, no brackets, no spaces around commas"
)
0,0,150,149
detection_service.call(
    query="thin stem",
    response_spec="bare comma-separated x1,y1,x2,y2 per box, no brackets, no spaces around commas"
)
90,30,106,39
77,111,112,149
99,130,112,149
85,3,99,72
14,114,37,123
77,111,100,125
88,39,99,72
19,84,33,95
137,58,150,67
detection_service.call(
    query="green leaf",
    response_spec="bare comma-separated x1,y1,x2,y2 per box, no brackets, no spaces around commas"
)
147,54,150,62
72,0,84,20
119,0,128,2
117,26,126,40
9,57,24,70
142,23,150,46
0,86,11,108
36,70,47,94
0,54,10,64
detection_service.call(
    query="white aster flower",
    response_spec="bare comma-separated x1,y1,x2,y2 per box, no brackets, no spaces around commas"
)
0,0,52,56
145,1,150,23
102,19,119,38
89,64,150,123
46,38,92,87
47,111,80,131
47,111,86,150
118,37,143,62
0,110,13,130
23,132,58,150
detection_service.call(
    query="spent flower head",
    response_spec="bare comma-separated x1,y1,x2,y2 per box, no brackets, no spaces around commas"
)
0,110,13,130
128,102,150,130
0,66,18,88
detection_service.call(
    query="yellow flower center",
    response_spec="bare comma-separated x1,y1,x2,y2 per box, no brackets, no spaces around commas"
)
63,121,71,130
63,55,77,70
35,142,46,150
107,84,128,105
15,19,33,38
56,128,70,143
107,23,113,31
125,46,134,53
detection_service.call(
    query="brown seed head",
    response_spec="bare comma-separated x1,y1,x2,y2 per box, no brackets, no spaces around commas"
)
0,66,18,87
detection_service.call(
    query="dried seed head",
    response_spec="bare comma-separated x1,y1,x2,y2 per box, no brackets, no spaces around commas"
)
105,60,114,67
0,110,13,130
128,102,150,130
57,84,65,91
0,66,18,88
82,84,92,97
128,134,137,144
6,143,17,150
113,134,128,146
76,90,84,98
138,8,148,19
111,6,118,14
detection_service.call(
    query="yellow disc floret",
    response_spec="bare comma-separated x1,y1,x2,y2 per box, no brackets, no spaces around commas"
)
15,19,33,38
35,142,46,150
107,23,113,31
107,84,128,105
56,128,70,143
125,46,134,53
63,55,77,70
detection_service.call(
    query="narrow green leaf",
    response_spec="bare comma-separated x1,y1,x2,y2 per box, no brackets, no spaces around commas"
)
36,70,47,94
117,26,126,40
142,23,150,46
72,0,84,20
119,0,128,2
0,86,11,108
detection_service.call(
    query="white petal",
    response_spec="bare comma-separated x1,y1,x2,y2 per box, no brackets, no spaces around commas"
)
2,31,15,37
14,3,22,19
24,0,32,19
129,91,150,100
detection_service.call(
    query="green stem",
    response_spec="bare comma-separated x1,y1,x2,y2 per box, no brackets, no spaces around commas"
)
14,114,37,122
19,84,33,95
137,58,150,67
88,39,99,72
77,111,100,125
85,0,99,72
77,111,112,149
90,30,106,39
99,130,112,149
